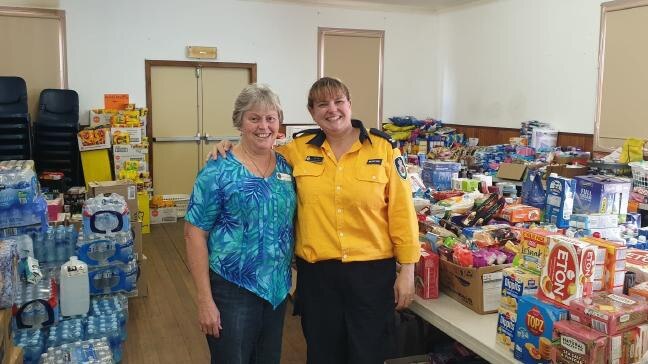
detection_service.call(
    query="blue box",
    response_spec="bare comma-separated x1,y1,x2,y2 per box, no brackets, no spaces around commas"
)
421,161,461,191
544,175,576,229
513,295,568,364
573,175,631,218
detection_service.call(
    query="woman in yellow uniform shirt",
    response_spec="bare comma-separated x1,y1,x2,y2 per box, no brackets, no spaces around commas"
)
213,77,420,364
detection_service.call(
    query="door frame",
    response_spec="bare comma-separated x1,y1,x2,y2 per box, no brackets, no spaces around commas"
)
317,27,385,127
144,60,257,181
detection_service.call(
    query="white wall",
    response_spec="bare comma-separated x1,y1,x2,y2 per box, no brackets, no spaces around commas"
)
437,0,602,133
55,0,438,125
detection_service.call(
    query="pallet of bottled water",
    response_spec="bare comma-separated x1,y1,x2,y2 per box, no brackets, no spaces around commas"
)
39,338,114,364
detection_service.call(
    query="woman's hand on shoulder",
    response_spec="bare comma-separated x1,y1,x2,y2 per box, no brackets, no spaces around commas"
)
205,140,233,162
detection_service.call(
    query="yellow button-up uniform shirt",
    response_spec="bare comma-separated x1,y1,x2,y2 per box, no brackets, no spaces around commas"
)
277,120,420,264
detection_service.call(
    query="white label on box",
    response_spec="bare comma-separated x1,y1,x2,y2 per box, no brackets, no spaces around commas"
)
111,127,143,144
483,272,503,282
127,186,136,200
483,279,502,312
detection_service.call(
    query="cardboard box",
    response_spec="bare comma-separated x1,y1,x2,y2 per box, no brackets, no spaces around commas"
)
87,180,138,219
574,175,632,217
111,127,143,145
132,221,142,256
2,345,23,364
497,163,527,181
137,191,150,233
150,207,177,224
0,309,11,361
513,295,568,364
112,144,149,178
438,259,510,314
415,249,439,299
89,109,112,128
77,128,111,151
545,164,588,179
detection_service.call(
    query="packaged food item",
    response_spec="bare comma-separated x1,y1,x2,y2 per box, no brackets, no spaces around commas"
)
415,248,439,299
544,175,576,229
496,306,517,351
569,292,648,335
609,326,642,364
500,267,539,311
518,229,560,275
629,281,648,299
626,248,648,283
514,295,569,364
499,204,542,223
580,237,627,292
569,213,619,230
552,320,608,364
538,236,597,307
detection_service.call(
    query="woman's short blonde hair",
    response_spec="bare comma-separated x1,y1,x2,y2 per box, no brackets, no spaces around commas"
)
232,84,284,128
307,77,351,109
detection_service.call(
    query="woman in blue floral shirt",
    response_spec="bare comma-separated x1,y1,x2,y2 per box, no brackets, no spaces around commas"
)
184,84,296,364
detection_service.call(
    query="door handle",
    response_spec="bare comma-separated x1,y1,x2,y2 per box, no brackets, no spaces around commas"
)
153,136,201,142
204,136,240,142
203,133,210,144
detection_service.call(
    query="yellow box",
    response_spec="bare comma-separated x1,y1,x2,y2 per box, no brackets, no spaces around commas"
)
138,191,150,234
81,149,113,189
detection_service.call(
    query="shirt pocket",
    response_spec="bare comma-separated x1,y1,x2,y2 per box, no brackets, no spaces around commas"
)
354,163,388,208
291,162,325,204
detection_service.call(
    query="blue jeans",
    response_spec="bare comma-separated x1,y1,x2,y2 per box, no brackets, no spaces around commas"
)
206,271,287,364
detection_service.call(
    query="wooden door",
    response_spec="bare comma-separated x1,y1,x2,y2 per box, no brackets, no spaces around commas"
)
150,65,200,196
200,66,252,168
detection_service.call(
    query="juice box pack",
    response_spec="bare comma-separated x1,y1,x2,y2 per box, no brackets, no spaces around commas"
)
514,295,569,364
569,292,648,335
415,248,439,299
552,320,608,364
500,267,539,311
538,236,597,307
573,175,631,218
544,175,576,229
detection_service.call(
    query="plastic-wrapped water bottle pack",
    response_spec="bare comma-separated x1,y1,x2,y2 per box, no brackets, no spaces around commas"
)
77,231,134,266
13,328,46,364
39,338,114,364
90,294,128,321
31,225,79,264
14,278,59,329
83,194,131,235
46,317,85,348
88,258,138,295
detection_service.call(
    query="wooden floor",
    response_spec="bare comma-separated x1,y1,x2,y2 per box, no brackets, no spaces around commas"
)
122,221,307,364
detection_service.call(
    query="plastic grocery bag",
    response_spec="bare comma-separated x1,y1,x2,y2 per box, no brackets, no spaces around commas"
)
521,169,546,209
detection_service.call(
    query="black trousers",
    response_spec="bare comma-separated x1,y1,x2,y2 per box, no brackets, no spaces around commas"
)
295,257,396,364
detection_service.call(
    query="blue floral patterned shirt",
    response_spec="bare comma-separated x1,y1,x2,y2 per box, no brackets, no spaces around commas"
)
185,151,296,308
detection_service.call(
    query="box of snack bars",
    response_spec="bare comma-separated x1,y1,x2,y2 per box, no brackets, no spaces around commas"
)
518,229,560,275
569,292,648,335
538,236,597,307
627,248,648,283
514,295,569,364
500,267,539,311
629,281,648,299
609,326,643,364
496,306,517,352
552,320,607,364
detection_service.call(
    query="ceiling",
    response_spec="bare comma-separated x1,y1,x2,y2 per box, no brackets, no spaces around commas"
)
247,0,488,13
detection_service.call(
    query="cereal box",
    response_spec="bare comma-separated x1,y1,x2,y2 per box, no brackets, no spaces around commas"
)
569,292,648,335
500,267,539,311
552,320,608,364
538,236,597,307
497,306,517,351
514,295,569,364
519,229,560,274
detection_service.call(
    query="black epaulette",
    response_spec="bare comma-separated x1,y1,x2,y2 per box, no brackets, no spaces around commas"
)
293,128,320,139
370,128,397,149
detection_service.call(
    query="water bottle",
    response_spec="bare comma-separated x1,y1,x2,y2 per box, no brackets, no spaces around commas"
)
60,256,90,316
44,227,55,263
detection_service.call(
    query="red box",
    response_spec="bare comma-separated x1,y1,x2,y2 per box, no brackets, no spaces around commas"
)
46,196,63,222
415,248,439,299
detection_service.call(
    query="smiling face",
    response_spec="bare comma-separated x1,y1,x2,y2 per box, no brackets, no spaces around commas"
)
239,105,279,152
308,93,352,135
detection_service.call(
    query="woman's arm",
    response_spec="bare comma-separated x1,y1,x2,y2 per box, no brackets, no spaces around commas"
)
185,222,223,337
